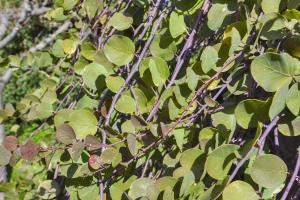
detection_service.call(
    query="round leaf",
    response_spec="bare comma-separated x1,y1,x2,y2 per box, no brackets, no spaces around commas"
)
82,62,108,90
223,181,259,200
128,178,155,199
20,140,39,161
235,99,270,129
108,12,133,31
206,144,239,180
278,116,300,136
149,57,170,87
62,39,78,55
251,53,300,92
103,35,135,66
250,154,287,188
200,46,218,73
56,124,76,144
3,136,19,151
115,94,136,114
105,75,125,93
88,154,102,170
36,102,53,119
69,109,98,140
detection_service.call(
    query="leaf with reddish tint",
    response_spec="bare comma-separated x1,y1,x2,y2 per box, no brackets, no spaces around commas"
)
88,154,102,170
56,123,76,144
84,135,103,151
20,140,40,161
3,136,19,151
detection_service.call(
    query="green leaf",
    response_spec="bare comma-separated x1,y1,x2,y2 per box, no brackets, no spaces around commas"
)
52,39,65,58
179,148,203,168
260,13,286,41
56,124,76,145
207,3,232,31
286,83,300,116
250,154,287,188
36,52,53,67
149,57,170,87
50,7,67,21
278,116,300,136
76,95,98,109
198,127,219,150
110,176,136,200
283,9,300,20
103,35,135,66
251,53,300,92
63,0,78,11
223,181,259,200
81,42,97,61
128,178,155,199
180,171,195,196
235,99,270,129
172,127,185,151
198,178,228,200
127,133,138,156
105,75,125,93
206,144,239,180
154,176,177,192
101,147,118,164
269,83,289,119
83,0,103,19
261,0,281,13
169,11,186,38
69,109,98,140
174,0,203,14
200,46,219,73
211,107,236,132
62,39,78,55
131,88,149,114
115,94,136,114
108,12,133,31
36,102,53,119
0,145,11,166
82,62,108,90
68,141,84,161
77,183,100,199
149,34,177,61
54,109,72,128
37,180,61,199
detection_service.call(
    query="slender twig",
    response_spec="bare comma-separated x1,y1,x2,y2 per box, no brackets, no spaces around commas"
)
29,21,72,53
141,157,150,178
99,172,104,200
138,0,163,41
146,0,211,122
104,10,167,126
53,164,59,179
0,0,50,48
228,116,281,183
281,150,300,200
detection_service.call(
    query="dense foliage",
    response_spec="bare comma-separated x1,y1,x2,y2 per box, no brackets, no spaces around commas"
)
1,0,300,199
